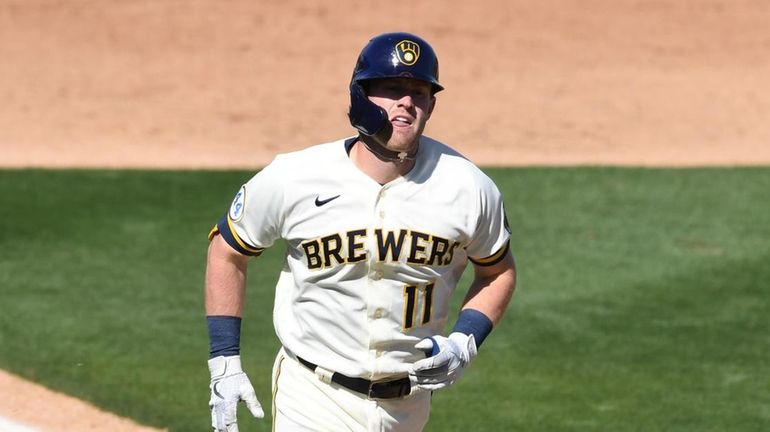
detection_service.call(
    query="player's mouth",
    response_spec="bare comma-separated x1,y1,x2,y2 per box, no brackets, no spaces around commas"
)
391,115,414,128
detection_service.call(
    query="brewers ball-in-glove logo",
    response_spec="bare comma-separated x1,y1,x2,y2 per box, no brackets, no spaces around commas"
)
395,40,420,66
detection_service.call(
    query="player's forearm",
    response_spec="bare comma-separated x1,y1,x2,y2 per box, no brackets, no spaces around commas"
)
205,234,250,317
462,253,516,325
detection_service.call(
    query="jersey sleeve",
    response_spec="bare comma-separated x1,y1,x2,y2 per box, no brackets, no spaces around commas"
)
465,176,512,266
208,159,285,256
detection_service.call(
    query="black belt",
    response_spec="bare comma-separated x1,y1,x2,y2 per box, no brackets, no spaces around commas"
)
296,356,411,399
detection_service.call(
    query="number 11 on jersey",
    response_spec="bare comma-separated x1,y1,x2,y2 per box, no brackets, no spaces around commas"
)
403,282,435,330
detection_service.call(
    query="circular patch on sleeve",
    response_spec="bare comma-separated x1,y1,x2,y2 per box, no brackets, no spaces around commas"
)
229,185,246,222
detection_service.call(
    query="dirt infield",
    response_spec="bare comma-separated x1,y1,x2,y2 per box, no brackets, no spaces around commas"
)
2,0,769,430
2,0,770,170
0,370,164,432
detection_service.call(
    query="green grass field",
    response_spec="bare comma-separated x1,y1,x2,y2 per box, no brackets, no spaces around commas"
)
1,167,768,431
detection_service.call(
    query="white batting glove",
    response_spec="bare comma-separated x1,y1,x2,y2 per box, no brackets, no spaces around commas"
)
208,355,264,432
409,332,478,392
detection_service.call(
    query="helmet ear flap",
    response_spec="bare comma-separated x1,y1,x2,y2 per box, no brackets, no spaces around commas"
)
348,82,389,136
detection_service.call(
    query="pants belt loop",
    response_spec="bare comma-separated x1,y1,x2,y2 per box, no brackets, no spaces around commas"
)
313,365,335,385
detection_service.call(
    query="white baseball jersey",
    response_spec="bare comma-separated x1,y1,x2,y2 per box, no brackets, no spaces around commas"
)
211,136,510,381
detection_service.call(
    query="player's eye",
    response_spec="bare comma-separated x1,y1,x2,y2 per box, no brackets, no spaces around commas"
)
412,88,430,99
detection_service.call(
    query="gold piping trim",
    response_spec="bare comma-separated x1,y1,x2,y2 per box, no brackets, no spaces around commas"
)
226,217,262,254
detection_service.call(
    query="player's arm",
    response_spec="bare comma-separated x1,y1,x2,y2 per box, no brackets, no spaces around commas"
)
205,233,264,431
206,233,249,317
461,249,516,331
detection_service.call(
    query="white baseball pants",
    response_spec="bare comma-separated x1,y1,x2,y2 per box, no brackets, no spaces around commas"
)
271,347,432,431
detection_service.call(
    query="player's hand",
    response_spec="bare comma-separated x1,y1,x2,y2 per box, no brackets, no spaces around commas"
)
208,355,264,432
409,332,478,392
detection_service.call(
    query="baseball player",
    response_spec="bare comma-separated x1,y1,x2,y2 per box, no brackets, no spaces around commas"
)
205,32,516,431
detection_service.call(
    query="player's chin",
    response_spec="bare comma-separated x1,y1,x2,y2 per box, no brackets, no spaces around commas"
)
389,129,419,149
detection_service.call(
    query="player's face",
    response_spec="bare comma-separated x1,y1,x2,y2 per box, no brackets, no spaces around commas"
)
366,78,436,154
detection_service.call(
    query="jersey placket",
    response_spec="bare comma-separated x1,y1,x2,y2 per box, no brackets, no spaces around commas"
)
364,182,397,377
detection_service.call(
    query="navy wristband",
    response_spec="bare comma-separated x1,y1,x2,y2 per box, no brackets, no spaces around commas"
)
207,315,242,358
452,309,494,347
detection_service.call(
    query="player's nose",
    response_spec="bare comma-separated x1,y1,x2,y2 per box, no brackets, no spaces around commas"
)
395,93,415,109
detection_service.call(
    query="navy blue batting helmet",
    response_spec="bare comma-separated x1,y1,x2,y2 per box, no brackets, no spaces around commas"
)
348,32,443,138
351,32,444,93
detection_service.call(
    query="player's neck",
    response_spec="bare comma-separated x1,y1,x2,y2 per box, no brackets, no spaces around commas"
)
350,141,415,185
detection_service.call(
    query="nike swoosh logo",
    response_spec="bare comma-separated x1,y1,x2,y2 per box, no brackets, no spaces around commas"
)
213,381,224,399
315,195,340,207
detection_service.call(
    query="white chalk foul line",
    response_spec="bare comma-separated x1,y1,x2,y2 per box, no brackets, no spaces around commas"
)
0,415,40,432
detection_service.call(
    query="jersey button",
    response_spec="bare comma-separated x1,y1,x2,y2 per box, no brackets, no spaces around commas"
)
373,308,385,319
378,210,386,219
370,271,383,280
